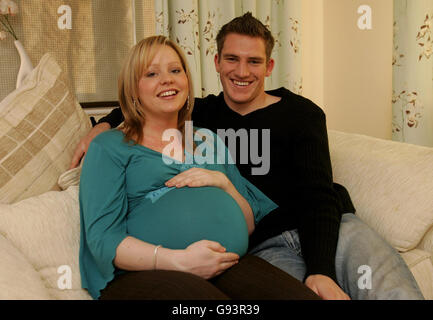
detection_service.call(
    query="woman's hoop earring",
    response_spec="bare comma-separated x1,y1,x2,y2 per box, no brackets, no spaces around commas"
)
186,96,190,110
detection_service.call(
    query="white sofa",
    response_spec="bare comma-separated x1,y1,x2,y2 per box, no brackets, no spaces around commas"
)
1,129,432,300
0,54,432,299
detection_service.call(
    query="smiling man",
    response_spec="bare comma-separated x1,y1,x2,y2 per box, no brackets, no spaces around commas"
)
214,32,280,115
70,12,424,300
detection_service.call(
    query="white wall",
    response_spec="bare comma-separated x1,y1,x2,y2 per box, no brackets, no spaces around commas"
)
302,0,393,140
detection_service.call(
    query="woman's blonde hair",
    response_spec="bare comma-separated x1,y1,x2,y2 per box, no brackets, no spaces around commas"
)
118,35,194,145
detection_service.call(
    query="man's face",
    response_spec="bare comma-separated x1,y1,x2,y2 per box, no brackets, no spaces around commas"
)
214,33,274,110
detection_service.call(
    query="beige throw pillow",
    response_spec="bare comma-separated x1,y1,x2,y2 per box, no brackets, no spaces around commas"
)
0,53,91,204
328,130,433,252
0,186,92,300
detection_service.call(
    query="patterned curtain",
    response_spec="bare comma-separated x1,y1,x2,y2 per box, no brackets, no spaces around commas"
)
154,0,303,98
393,0,433,147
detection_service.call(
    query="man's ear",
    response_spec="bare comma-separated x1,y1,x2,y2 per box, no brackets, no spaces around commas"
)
214,54,220,73
265,58,275,77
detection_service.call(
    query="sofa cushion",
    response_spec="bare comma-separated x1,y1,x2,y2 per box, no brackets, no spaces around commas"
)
0,186,92,299
0,53,91,204
0,233,52,299
419,226,433,255
58,166,82,190
400,249,433,300
328,130,433,252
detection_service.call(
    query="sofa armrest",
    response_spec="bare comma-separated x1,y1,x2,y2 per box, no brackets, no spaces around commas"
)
400,249,433,299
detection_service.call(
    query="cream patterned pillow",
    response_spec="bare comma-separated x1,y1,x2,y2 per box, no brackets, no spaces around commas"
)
0,186,92,300
0,53,91,204
0,233,52,299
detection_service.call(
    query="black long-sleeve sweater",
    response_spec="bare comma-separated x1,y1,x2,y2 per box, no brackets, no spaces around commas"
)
98,87,356,282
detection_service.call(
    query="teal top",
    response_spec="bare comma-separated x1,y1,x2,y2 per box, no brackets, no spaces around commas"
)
79,128,277,299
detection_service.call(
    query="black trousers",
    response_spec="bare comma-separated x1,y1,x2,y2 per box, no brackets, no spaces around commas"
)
99,254,320,300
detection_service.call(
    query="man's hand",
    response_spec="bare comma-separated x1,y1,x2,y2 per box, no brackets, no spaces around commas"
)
305,274,351,300
69,122,111,169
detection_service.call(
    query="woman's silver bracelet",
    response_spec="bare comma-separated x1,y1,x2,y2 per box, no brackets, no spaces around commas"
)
153,245,162,270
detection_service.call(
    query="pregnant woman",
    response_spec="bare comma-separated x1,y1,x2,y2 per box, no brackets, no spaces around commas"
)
79,35,319,300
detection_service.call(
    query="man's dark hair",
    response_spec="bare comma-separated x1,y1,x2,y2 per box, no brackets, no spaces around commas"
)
216,12,275,62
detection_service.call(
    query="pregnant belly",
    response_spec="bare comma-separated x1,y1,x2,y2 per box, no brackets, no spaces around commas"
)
127,186,249,256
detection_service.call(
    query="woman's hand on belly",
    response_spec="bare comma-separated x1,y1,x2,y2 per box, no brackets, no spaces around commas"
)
169,240,239,279
165,168,255,235
165,167,229,190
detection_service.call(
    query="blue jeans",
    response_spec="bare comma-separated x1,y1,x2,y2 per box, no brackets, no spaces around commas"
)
249,213,424,299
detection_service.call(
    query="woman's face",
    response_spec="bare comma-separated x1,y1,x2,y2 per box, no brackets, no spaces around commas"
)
137,45,189,120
